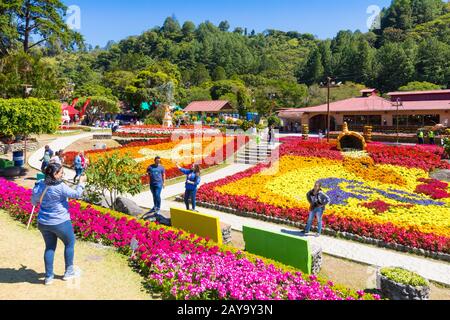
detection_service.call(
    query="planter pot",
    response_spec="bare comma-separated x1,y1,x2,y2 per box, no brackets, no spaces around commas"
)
377,270,430,300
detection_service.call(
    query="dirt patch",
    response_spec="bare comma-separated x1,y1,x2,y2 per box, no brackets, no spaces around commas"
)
0,211,152,300
64,137,121,154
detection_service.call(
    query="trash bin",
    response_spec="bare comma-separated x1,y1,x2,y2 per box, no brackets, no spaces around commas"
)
13,151,25,167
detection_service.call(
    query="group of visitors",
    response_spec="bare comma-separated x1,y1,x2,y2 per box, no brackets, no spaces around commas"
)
145,156,201,216
40,146,65,172
417,130,437,145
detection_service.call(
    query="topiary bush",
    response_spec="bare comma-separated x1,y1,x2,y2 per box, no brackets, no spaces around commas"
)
378,267,430,300
144,116,161,125
380,268,428,287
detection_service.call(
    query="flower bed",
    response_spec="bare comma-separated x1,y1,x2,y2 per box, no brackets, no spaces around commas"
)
0,178,378,300
64,135,248,184
114,125,220,138
197,139,450,256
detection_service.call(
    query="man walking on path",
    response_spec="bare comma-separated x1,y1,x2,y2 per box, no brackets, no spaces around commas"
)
147,157,166,215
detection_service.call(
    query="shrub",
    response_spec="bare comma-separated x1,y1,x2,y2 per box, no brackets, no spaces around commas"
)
267,115,282,127
0,98,60,138
380,268,429,287
144,116,161,125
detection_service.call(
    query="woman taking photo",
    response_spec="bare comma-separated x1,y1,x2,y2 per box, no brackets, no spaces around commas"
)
31,163,85,285
177,163,201,211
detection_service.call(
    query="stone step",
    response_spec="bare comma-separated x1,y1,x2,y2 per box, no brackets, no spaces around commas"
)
236,155,270,161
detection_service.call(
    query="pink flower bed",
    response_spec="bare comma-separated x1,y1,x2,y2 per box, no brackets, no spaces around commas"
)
0,178,377,300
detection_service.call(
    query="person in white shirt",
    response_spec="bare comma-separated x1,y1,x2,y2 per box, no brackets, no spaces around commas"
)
50,151,62,165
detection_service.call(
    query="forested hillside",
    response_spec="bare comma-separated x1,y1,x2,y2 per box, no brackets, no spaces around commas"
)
0,0,449,117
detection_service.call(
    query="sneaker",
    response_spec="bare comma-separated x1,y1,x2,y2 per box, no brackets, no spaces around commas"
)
63,266,81,281
44,276,54,286
315,233,321,238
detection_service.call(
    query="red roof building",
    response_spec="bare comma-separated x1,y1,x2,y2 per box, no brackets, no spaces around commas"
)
278,89,450,133
184,100,234,114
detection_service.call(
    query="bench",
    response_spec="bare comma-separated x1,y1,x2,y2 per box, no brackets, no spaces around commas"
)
170,208,223,245
243,226,322,275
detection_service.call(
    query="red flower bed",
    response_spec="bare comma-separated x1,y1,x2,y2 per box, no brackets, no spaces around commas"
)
279,138,343,160
415,178,450,200
367,143,450,172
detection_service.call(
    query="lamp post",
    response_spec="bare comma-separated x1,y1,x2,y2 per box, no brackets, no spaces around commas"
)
320,77,341,142
393,98,403,145
268,93,276,116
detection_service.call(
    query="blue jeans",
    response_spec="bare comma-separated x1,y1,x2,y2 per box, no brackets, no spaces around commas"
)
150,184,163,211
184,189,197,211
305,207,325,235
38,220,76,278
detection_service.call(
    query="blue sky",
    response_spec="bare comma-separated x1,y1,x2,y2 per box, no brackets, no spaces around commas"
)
64,0,392,47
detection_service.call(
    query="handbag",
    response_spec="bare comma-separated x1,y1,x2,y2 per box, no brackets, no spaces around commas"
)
27,186,49,230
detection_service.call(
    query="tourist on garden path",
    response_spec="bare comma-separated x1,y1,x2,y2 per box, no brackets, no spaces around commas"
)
40,151,51,172
268,125,274,145
147,156,166,215
73,152,84,184
318,130,324,143
50,151,62,165
177,163,201,211
302,181,331,237
31,163,85,285
45,145,54,158
428,130,435,145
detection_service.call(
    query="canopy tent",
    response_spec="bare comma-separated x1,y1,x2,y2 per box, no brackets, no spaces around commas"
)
61,103,80,116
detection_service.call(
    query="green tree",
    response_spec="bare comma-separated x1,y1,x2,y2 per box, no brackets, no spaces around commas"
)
10,0,84,53
212,66,227,81
0,98,60,138
181,21,196,38
76,96,120,125
85,153,143,210
297,47,324,86
352,40,375,84
218,21,230,32
161,16,181,39
0,51,62,99
375,43,415,92
416,38,450,85
399,81,443,91
191,64,211,86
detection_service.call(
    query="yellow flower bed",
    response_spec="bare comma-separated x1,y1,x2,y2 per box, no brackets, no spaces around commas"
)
216,155,450,237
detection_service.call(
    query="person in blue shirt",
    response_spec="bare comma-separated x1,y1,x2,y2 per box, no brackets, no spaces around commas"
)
147,156,166,215
73,152,84,184
177,163,201,211
31,163,85,285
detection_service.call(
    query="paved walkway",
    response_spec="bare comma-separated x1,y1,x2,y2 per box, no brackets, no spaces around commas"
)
28,132,94,181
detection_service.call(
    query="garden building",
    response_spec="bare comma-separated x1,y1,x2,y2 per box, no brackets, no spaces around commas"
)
278,89,450,133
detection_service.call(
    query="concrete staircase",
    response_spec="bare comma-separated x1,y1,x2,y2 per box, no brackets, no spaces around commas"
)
235,140,273,165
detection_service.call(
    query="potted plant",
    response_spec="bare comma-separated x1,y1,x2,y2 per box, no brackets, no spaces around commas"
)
377,267,430,300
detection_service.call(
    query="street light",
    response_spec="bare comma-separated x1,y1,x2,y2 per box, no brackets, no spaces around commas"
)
268,93,277,115
392,98,403,145
319,77,342,142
